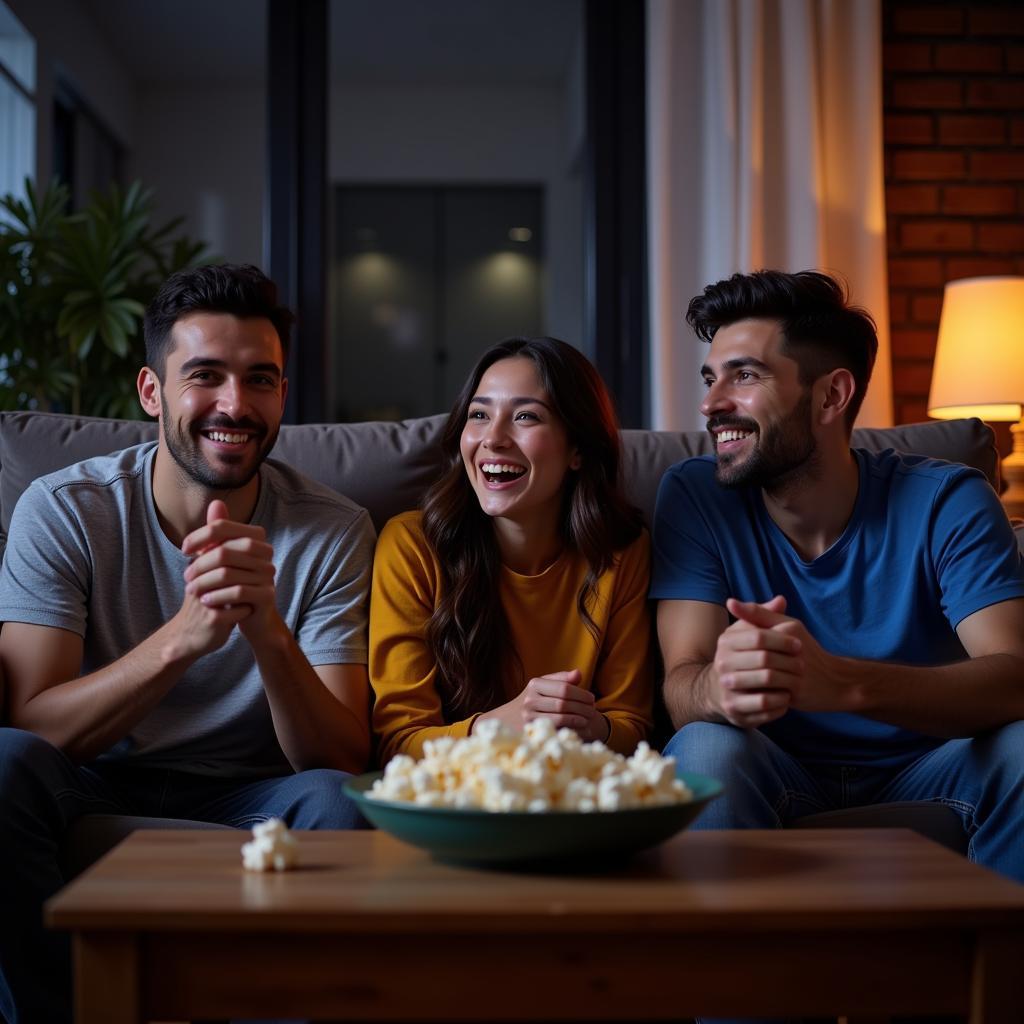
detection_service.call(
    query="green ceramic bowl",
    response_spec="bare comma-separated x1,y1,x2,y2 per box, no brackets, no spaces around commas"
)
344,768,722,868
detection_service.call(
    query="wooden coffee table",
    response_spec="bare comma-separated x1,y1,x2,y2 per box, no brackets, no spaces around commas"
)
47,827,1024,1023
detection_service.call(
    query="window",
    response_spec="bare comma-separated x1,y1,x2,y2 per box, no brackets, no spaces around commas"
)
0,1,34,207
326,0,584,421
332,185,544,420
52,79,124,210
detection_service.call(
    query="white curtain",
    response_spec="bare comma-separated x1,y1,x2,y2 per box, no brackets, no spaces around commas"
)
647,0,893,430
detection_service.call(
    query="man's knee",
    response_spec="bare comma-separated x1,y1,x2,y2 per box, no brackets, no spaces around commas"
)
0,726,59,766
982,718,1024,755
665,723,796,830
0,728,66,801
665,721,762,777
971,720,1024,783
283,768,368,830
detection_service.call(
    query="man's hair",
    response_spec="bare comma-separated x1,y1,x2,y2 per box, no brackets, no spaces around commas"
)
686,270,878,428
143,264,294,380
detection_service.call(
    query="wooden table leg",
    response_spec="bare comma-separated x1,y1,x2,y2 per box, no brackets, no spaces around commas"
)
73,932,140,1024
969,928,1024,1024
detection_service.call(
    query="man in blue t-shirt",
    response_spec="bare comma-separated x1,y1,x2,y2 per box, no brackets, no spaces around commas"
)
651,269,1024,882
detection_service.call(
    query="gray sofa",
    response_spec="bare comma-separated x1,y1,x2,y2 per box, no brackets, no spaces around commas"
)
1,410,1021,872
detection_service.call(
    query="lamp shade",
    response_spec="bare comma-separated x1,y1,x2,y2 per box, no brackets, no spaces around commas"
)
927,276,1024,422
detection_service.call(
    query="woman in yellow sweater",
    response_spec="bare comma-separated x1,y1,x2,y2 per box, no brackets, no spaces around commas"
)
370,337,653,764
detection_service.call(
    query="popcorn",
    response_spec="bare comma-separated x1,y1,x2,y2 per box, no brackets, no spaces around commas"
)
241,818,298,871
370,718,692,812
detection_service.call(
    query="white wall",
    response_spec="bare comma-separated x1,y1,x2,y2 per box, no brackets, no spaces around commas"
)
6,0,134,184
7,0,263,266
128,86,265,266
329,83,584,351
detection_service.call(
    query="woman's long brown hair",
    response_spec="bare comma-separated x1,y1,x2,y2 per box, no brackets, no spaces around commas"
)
421,337,643,720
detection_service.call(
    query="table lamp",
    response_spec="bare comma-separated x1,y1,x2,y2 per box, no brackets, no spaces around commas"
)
927,276,1024,520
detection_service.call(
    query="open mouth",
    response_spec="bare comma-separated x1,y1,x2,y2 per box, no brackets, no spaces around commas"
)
716,428,753,444
480,461,527,484
712,425,756,453
200,428,258,448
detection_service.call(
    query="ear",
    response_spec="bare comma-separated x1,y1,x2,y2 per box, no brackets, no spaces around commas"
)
817,368,856,427
568,447,582,471
280,376,289,412
137,367,162,419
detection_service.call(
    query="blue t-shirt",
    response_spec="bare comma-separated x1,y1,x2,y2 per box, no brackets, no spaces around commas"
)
650,448,1024,767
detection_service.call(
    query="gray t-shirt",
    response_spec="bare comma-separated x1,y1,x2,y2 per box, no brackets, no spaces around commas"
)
0,442,375,777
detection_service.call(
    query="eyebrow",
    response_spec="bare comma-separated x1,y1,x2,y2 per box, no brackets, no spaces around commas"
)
700,356,772,377
468,395,553,411
179,357,282,378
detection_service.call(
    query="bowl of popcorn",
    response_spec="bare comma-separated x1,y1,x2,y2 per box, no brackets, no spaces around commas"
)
344,719,721,867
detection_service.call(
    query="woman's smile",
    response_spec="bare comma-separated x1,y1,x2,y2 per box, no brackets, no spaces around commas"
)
478,460,528,487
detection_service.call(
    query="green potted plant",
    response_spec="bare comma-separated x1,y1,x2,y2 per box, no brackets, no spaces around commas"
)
0,178,209,419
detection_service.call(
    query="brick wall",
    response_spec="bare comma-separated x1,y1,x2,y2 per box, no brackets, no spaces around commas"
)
883,1,1024,438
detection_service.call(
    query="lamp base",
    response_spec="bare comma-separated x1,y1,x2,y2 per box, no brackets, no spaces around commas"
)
1002,418,1024,522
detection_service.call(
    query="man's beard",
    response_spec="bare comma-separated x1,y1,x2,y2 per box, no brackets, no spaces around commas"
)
160,393,277,491
711,390,817,491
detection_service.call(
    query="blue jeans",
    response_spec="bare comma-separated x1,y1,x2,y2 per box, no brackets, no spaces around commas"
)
0,727,367,1024
665,720,1024,881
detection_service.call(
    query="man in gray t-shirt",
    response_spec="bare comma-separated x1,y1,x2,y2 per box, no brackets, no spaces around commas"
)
0,264,374,1024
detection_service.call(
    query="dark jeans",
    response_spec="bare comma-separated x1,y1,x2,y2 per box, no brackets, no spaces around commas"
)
0,727,366,1024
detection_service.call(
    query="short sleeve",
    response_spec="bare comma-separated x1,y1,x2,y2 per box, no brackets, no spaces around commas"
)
930,470,1024,628
0,480,91,635
649,461,729,605
295,508,376,665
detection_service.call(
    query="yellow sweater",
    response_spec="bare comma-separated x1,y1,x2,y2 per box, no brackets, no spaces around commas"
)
370,510,654,764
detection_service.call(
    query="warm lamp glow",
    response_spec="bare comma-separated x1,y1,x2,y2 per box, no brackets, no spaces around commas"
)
927,276,1024,422
928,276,1024,520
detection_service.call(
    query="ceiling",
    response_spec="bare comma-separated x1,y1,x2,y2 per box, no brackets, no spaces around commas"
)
82,0,581,87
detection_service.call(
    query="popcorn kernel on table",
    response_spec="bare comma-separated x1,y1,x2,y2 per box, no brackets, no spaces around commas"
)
241,817,298,871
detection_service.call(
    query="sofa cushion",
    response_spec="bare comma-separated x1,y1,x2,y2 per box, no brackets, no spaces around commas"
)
59,814,238,879
790,801,968,854
0,411,1005,552
621,417,1001,533
0,411,448,542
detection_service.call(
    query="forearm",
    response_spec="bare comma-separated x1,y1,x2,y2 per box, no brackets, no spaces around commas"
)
8,624,191,762
843,652,1024,737
383,718,478,764
251,622,370,774
595,653,656,754
371,660,476,765
603,710,650,755
663,660,725,730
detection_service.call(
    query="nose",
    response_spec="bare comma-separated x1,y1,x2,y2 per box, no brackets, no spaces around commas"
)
216,377,247,419
481,414,510,449
700,378,733,419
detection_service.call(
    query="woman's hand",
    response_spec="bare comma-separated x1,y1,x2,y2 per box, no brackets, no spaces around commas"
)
476,669,611,743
